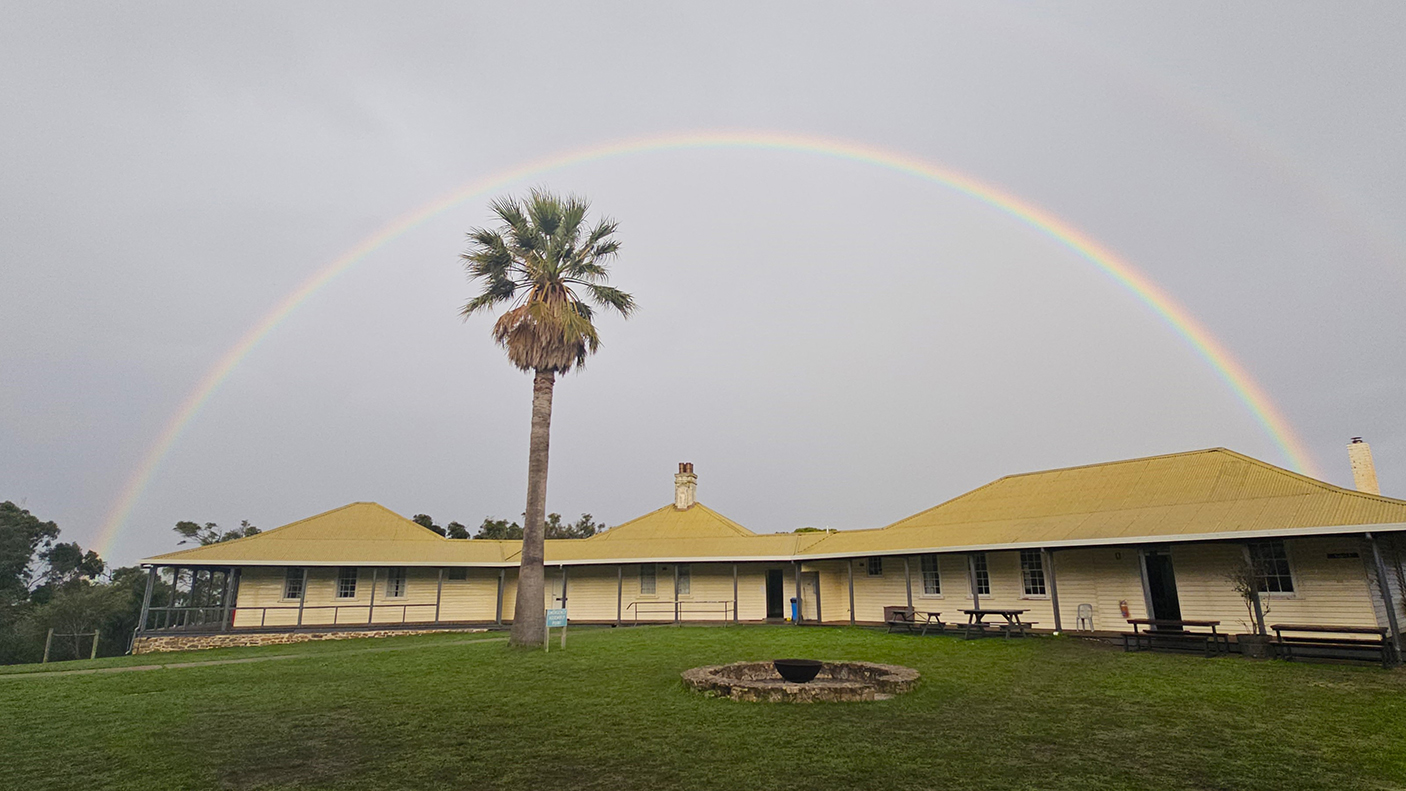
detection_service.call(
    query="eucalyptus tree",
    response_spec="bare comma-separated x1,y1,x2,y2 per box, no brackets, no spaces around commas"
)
460,190,634,646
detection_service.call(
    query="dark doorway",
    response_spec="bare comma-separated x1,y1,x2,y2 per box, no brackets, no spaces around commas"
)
1143,550,1182,624
766,570,784,619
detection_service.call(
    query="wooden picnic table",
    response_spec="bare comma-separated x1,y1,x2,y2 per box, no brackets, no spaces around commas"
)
1124,618,1229,657
884,606,946,635
960,608,1032,639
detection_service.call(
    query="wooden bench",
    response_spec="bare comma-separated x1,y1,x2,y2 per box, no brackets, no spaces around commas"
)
1271,624,1398,669
885,606,918,633
992,620,1037,638
1123,619,1230,658
884,606,944,635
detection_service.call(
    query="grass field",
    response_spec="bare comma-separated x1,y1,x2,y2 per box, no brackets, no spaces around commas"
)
3,625,1405,790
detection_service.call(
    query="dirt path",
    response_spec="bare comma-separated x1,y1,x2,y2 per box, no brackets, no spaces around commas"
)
0,635,509,680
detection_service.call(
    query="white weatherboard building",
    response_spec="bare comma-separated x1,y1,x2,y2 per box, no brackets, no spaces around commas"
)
136,445,1406,659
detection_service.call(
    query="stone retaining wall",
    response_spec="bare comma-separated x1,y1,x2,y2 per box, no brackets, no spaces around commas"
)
132,627,490,654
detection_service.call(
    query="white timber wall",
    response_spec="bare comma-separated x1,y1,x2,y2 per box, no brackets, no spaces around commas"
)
233,566,508,627
1047,548,1150,632
222,536,1395,634
1171,538,1381,631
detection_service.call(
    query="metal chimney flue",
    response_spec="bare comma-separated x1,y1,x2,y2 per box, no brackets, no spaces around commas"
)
1348,437,1381,495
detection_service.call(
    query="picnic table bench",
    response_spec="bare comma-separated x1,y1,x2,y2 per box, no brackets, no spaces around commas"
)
884,606,945,636
1270,624,1398,669
1123,619,1230,657
961,609,1034,639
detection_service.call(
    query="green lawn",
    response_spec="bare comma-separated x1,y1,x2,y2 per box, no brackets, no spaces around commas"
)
3,626,1404,790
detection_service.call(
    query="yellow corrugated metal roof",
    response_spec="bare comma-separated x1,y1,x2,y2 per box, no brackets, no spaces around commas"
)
586,503,756,541
515,504,819,562
141,449,1406,567
801,448,1406,556
142,502,514,566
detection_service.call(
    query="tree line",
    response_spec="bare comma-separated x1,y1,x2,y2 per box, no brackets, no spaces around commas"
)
0,501,145,664
410,513,604,540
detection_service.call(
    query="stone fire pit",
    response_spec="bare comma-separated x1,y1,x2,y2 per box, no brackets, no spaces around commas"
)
681,660,919,702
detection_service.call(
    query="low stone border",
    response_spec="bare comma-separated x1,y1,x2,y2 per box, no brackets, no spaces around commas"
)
132,627,488,654
682,660,919,702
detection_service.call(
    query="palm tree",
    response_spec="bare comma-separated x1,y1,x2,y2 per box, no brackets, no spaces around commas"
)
460,189,635,646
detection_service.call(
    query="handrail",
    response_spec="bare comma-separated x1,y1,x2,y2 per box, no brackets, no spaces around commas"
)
624,599,734,624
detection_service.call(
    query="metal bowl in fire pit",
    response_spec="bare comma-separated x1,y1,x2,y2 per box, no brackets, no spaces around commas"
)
773,658,823,683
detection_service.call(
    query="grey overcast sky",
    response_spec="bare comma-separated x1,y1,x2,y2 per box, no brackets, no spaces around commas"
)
3,3,1404,565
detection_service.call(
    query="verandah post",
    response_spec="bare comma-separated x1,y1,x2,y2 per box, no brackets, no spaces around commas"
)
673,564,680,624
732,563,739,623
1137,549,1156,623
793,561,801,624
848,558,855,626
434,568,444,624
368,568,378,625
219,567,235,632
904,556,913,609
496,568,505,625
1367,532,1404,658
616,565,623,625
968,554,981,611
1043,548,1062,633
137,565,156,635
296,567,309,627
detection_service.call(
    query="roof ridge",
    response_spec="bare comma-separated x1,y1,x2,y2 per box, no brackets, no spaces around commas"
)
1212,447,1406,506
994,447,1229,480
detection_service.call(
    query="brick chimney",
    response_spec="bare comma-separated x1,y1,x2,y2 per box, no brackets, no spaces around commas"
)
1348,437,1381,495
674,462,697,509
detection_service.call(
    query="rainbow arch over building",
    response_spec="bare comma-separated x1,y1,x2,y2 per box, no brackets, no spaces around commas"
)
95,129,1317,558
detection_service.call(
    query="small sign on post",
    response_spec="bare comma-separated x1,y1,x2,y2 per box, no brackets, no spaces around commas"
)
545,608,568,651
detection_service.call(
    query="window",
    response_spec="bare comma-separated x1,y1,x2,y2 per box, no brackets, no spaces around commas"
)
283,568,305,600
920,554,941,595
1020,550,1047,596
867,557,883,577
971,553,990,596
385,568,408,598
336,567,358,599
676,564,691,595
639,564,657,595
1248,540,1294,593
447,567,467,581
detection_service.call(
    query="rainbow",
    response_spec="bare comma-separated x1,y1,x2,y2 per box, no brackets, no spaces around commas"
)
97,130,1317,559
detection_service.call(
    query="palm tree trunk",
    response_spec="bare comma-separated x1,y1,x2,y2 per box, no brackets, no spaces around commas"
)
509,368,555,646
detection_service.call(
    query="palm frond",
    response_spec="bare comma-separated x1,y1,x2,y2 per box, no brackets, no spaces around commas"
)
462,189,634,372
582,283,636,317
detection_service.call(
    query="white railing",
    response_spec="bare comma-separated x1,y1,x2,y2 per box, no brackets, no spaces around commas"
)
625,599,734,624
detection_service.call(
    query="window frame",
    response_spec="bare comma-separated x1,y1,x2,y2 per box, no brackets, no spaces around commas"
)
639,564,657,596
920,554,941,596
282,567,305,601
866,557,884,577
336,567,359,599
676,563,691,597
385,567,408,599
971,553,991,597
1019,549,1048,598
1247,539,1297,597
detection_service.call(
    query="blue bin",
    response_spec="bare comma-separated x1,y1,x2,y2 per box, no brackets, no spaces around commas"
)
790,597,798,622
